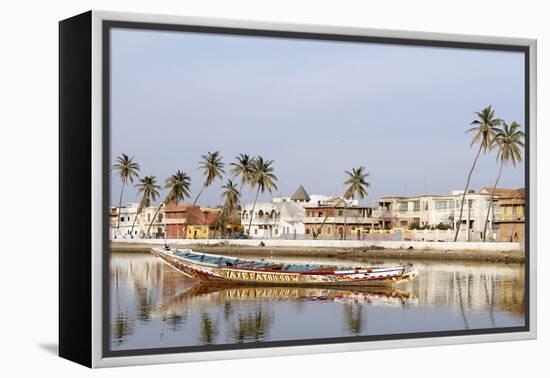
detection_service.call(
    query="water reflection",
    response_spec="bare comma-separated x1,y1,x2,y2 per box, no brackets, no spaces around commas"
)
110,253,525,351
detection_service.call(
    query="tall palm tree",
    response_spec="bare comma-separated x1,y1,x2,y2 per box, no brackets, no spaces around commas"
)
342,167,371,240
215,180,240,238
246,157,278,236
193,151,225,206
230,153,255,197
482,122,524,241
146,170,191,237
129,176,161,237
454,106,503,241
317,167,370,240
112,154,140,229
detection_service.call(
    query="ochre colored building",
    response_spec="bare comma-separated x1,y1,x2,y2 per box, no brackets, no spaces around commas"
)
165,204,221,239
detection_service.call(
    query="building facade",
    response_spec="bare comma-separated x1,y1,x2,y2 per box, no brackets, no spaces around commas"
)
110,203,165,239
373,190,493,241
303,197,373,240
241,185,323,239
165,204,221,239
482,188,525,242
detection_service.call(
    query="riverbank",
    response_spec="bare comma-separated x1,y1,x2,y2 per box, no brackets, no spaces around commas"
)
111,240,524,263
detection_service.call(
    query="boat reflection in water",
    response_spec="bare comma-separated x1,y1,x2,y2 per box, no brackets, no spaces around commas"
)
110,253,525,351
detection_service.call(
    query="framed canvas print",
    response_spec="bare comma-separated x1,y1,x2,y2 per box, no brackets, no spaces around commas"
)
59,10,537,368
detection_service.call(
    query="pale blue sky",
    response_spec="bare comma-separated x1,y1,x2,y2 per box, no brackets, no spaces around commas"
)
110,28,525,207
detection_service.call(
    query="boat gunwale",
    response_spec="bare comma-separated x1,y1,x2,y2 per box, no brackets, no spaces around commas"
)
153,248,408,277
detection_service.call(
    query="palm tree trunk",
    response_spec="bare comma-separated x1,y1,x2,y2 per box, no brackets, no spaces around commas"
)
482,161,504,241
146,203,163,237
116,182,125,229
247,186,260,236
193,185,206,206
129,207,142,238
454,143,483,242
215,203,228,239
318,197,345,240
343,208,348,241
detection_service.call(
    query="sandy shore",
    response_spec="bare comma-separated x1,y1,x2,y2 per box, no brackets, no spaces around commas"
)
111,242,524,263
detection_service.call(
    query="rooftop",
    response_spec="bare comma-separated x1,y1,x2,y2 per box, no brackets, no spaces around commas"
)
290,185,311,202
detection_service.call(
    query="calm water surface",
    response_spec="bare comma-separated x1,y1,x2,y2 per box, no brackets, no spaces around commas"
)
110,252,525,351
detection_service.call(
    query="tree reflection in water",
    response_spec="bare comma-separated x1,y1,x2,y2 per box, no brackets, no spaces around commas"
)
230,307,272,343
343,303,364,335
200,313,218,345
112,310,134,345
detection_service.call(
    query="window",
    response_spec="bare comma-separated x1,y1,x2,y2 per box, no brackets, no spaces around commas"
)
338,210,343,216
254,229,258,234
275,228,278,235
399,202,408,211
413,201,420,211
318,212,322,217
120,216,124,222
435,201,447,210
158,213,163,222
147,214,151,222
327,227,331,234
306,228,310,234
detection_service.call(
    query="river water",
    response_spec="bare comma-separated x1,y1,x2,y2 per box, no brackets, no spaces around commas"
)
110,252,525,351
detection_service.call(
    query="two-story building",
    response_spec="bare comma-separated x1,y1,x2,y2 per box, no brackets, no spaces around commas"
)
110,203,165,239
481,188,525,242
165,204,221,239
374,190,493,237
303,197,374,240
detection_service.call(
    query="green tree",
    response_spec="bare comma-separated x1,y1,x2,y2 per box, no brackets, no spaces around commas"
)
246,157,278,236
216,179,240,238
193,151,225,206
482,122,524,241
230,153,255,196
454,106,502,241
130,176,161,237
146,170,191,237
112,154,140,230
342,167,371,240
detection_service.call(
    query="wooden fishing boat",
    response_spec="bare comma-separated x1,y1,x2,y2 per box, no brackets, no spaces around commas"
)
151,247,418,286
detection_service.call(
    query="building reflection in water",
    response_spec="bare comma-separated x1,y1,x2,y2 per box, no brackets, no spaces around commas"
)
110,253,525,350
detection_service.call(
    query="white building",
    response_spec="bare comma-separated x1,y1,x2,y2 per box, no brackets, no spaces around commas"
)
241,185,314,239
110,203,165,239
374,190,493,238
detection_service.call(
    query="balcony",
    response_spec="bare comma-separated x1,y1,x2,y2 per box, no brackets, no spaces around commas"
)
494,214,525,223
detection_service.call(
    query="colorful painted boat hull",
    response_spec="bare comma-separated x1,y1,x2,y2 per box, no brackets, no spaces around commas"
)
151,248,418,286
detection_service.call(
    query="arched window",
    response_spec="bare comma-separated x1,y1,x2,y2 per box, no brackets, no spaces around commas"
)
305,228,310,235
338,227,344,235
327,227,332,234
258,210,264,218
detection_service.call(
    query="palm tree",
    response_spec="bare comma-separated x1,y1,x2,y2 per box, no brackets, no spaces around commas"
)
454,106,503,241
112,154,140,229
246,157,278,236
230,153,255,197
342,167,371,240
482,122,524,241
146,170,191,237
317,167,370,240
193,151,225,206
129,176,161,237
216,180,240,238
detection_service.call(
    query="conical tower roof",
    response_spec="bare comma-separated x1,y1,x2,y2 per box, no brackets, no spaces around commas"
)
290,185,311,202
